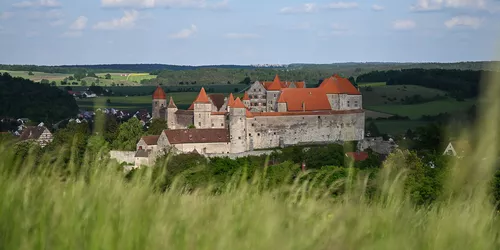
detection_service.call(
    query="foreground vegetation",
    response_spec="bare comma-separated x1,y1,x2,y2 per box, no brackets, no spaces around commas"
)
0,69,498,249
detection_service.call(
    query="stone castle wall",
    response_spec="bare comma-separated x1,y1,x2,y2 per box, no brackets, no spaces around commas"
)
110,150,136,164
173,142,231,154
245,112,365,150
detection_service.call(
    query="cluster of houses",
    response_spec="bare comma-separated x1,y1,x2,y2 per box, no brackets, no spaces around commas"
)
68,90,97,99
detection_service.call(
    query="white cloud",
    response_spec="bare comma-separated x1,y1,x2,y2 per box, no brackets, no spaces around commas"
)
93,10,138,30
280,3,317,14
49,19,65,26
371,4,385,11
393,20,416,30
101,0,228,9
445,16,483,29
70,16,88,30
411,0,486,11
0,12,14,19
224,33,260,39
169,24,197,39
13,0,61,8
327,2,359,9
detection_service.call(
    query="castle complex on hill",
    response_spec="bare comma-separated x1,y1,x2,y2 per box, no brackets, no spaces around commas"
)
134,74,365,167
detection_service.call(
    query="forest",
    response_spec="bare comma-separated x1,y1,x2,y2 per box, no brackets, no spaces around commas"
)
0,73,79,123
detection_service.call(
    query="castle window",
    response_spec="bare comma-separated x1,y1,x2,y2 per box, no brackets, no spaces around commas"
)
252,123,255,127
212,123,214,127
221,123,223,127
274,94,277,97
238,137,241,140
257,133,260,136
249,133,252,136
273,132,276,135
198,122,201,127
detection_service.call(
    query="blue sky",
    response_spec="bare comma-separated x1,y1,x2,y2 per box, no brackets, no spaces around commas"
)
0,0,499,65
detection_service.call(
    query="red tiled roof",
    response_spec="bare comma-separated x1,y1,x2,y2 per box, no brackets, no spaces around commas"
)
295,81,306,88
140,135,159,145
153,86,167,99
277,88,332,111
266,74,282,91
246,109,254,117
194,87,210,103
232,97,246,109
227,93,235,107
163,129,230,144
345,152,369,161
320,75,360,95
168,97,177,108
248,109,364,117
188,103,194,110
211,112,227,115
19,126,49,141
243,92,250,101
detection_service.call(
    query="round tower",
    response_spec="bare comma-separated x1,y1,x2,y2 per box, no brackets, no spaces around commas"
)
167,97,178,129
152,86,167,119
193,87,212,128
229,97,248,153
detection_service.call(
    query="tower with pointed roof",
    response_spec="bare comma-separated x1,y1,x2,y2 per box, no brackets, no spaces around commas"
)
242,92,250,108
229,97,247,153
167,97,178,129
152,86,167,119
265,74,282,112
193,87,212,129
277,93,287,112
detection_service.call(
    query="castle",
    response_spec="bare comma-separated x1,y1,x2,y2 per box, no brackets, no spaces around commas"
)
134,74,365,167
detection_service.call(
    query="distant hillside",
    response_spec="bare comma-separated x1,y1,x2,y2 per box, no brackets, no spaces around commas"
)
142,61,500,86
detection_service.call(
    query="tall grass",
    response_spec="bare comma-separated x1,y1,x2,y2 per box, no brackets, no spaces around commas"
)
0,64,499,249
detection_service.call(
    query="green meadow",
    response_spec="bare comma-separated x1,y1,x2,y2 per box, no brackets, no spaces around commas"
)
367,99,476,120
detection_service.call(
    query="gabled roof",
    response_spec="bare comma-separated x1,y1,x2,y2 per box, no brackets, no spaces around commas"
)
345,152,369,161
168,97,177,108
19,126,49,141
320,75,360,95
245,109,254,117
163,129,230,144
242,92,250,101
153,86,167,100
140,135,159,145
295,81,306,88
232,97,246,109
209,94,225,110
193,87,210,103
276,88,332,111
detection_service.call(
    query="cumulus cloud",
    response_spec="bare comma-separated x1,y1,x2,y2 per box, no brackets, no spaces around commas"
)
170,24,197,39
0,12,14,19
327,2,359,9
70,16,88,30
224,33,260,39
93,10,138,30
371,4,385,11
411,0,486,11
101,0,228,9
445,16,483,29
13,0,61,8
393,20,416,30
280,3,317,14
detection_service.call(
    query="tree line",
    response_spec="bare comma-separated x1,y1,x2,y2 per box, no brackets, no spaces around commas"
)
356,69,490,98
0,73,79,123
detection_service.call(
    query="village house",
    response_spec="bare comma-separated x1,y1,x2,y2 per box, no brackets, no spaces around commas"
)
131,74,365,167
18,125,53,147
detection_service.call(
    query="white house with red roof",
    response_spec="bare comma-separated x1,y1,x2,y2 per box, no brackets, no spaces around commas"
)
137,74,364,167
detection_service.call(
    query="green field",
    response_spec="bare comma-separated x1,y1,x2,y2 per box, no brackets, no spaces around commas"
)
367,99,476,120
75,92,244,111
373,120,431,135
358,82,386,87
361,85,447,106
0,70,154,87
